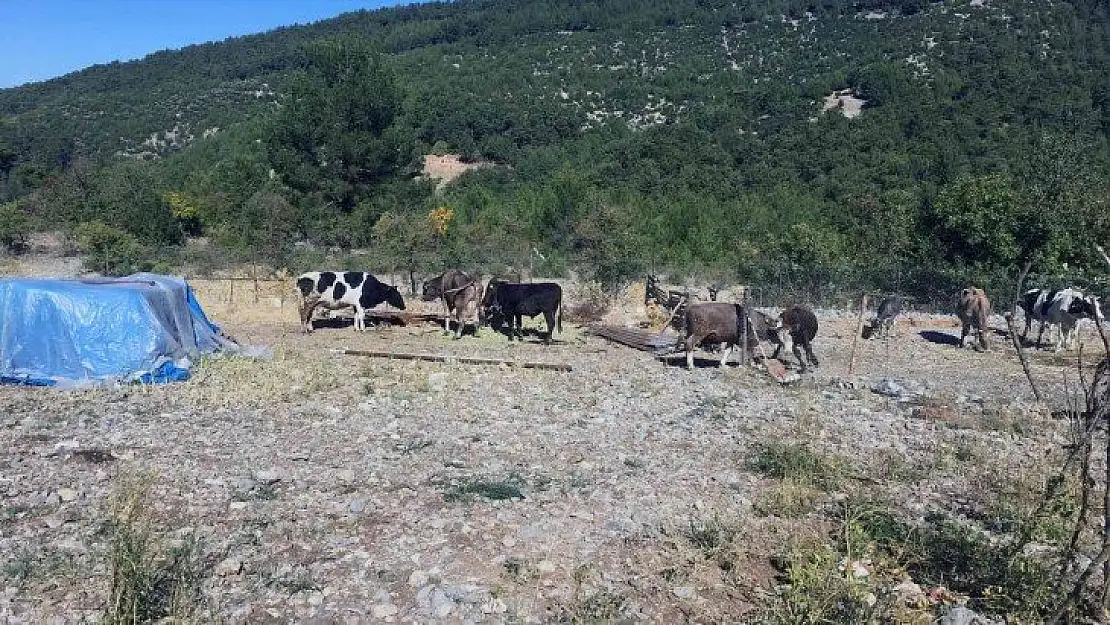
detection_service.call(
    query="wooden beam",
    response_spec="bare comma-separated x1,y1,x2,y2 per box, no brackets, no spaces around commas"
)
340,349,572,371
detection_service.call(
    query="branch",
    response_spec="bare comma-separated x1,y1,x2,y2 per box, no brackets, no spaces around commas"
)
1096,244,1110,270
1007,259,1042,401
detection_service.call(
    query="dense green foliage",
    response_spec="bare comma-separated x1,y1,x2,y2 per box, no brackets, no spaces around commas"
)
1,0,1108,300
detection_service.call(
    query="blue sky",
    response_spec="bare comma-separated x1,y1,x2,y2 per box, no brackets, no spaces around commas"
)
0,0,409,88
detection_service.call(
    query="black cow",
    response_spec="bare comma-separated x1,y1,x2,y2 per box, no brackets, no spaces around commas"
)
422,269,482,339
480,279,562,344
296,271,405,333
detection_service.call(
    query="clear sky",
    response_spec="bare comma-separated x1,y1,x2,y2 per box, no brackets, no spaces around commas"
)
0,0,410,89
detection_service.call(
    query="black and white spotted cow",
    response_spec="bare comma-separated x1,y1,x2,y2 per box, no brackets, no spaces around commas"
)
1020,287,1103,351
295,271,405,333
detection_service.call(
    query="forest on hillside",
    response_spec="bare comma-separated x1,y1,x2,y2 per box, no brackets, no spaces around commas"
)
1,0,1109,304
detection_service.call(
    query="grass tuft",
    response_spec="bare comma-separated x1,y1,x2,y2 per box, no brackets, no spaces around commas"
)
102,471,207,625
746,441,848,492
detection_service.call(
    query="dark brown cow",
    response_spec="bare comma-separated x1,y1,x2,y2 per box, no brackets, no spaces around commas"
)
774,306,819,371
422,269,481,339
683,303,779,369
957,287,991,350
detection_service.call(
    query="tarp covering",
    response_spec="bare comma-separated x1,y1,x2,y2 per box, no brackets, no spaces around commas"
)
0,273,236,386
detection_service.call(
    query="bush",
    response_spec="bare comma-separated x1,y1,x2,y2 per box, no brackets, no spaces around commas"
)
0,201,30,253
74,221,150,276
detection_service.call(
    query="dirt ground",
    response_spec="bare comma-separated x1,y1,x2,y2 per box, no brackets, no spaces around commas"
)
1,278,1106,622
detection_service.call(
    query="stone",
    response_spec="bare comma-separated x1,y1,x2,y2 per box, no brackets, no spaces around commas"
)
253,469,284,485
57,488,78,502
481,598,508,614
371,604,399,619
872,378,905,398
430,589,454,618
408,570,429,587
215,558,243,577
672,586,696,600
941,605,986,625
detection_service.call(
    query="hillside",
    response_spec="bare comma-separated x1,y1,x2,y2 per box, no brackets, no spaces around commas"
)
1,0,1109,301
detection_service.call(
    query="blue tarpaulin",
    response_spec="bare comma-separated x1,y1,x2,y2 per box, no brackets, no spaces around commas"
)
0,273,236,386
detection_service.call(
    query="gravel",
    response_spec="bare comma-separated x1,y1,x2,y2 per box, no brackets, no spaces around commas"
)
0,307,1100,622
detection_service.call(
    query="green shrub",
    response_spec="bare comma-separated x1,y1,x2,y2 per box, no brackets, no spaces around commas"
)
74,221,149,276
0,202,30,253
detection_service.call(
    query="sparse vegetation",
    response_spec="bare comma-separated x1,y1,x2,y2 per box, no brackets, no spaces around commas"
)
747,441,849,492
103,472,207,625
443,475,526,502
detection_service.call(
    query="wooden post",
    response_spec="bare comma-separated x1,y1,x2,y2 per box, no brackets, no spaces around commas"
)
740,299,749,366
848,294,868,376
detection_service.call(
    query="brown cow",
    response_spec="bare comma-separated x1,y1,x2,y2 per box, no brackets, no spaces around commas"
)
422,269,481,339
957,287,991,350
774,306,820,371
683,302,779,369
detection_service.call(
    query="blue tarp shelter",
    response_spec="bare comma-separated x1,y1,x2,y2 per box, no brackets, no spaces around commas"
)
0,273,236,386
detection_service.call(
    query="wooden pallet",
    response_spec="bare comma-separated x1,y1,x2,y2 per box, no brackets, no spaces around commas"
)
588,324,682,355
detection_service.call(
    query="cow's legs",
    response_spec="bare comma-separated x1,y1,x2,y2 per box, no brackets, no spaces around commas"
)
685,333,706,370
959,323,969,348
1035,322,1047,349
300,298,320,333
353,305,365,331
514,314,524,341
1056,323,1074,352
791,343,808,372
543,310,556,344
453,311,464,339
803,341,819,368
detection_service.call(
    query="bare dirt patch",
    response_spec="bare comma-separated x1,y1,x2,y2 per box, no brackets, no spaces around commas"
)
420,154,496,189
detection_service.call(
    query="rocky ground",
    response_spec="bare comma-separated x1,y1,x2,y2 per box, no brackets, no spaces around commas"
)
1,290,1105,623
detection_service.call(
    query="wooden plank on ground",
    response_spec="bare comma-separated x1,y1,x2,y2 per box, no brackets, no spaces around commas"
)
340,349,572,371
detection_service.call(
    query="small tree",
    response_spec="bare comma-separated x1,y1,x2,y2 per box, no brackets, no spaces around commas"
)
74,221,147,276
0,201,30,253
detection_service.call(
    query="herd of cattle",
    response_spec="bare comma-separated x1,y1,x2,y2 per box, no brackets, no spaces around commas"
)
294,270,1105,372
295,269,563,343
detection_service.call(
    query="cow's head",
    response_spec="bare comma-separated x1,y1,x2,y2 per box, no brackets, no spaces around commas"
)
384,285,406,310
1085,295,1104,321
1065,293,1102,320
479,279,506,325
420,277,442,302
